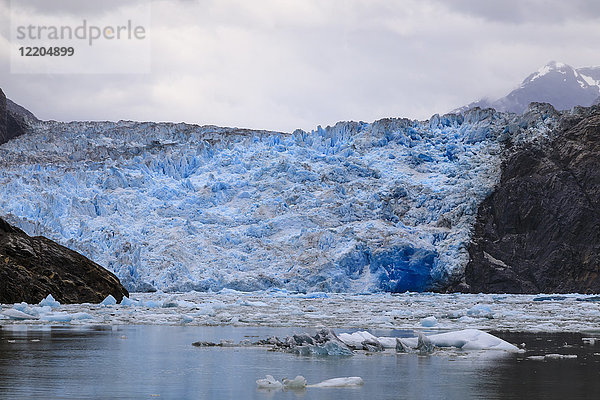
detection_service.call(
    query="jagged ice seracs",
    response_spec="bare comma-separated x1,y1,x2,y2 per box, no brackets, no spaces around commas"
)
0,104,560,292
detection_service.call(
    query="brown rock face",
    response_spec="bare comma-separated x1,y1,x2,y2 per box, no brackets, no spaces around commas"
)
463,106,600,293
0,217,128,304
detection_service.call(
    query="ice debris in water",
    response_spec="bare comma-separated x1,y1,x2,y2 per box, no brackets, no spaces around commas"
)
2,308,40,320
339,329,520,353
420,316,438,327
100,295,117,306
256,375,283,389
119,296,139,306
219,328,519,356
308,377,364,388
39,294,60,308
467,304,493,318
527,354,578,361
256,375,363,390
282,376,307,389
279,329,354,356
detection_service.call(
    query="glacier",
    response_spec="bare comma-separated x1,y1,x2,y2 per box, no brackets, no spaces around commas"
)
0,104,561,292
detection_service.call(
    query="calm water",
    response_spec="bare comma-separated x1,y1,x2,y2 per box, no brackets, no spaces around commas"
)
0,325,599,399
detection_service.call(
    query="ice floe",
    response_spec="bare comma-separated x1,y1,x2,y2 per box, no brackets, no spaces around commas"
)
1,291,600,333
256,375,363,390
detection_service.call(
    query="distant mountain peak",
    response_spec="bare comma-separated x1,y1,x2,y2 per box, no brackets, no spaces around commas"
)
454,61,600,114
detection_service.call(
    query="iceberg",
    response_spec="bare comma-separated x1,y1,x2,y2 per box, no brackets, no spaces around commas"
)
256,375,283,389
420,316,438,327
2,308,39,320
39,294,60,308
337,329,520,353
256,375,362,389
40,312,72,322
308,377,364,388
100,295,117,306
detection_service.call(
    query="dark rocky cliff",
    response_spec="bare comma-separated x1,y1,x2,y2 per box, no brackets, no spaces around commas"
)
462,105,600,293
0,89,32,145
0,217,128,304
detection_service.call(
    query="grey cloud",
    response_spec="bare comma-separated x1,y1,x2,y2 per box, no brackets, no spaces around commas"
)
1,0,599,132
429,0,600,24
9,0,147,17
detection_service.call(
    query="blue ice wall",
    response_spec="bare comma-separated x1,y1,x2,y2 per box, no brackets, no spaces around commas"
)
0,105,560,292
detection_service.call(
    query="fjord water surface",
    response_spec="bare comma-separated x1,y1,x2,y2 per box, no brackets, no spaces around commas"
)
0,325,599,399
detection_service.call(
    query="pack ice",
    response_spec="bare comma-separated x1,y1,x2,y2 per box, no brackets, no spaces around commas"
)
0,104,559,292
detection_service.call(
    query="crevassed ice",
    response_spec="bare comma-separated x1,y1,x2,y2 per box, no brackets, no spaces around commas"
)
0,106,559,292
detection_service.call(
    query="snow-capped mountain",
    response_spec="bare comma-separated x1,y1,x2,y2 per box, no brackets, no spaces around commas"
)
0,103,561,293
455,61,600,114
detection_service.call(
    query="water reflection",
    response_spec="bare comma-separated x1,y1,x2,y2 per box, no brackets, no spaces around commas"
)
0,326,598,399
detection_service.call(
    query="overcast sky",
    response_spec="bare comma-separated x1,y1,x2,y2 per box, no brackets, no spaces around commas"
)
1,0,599,132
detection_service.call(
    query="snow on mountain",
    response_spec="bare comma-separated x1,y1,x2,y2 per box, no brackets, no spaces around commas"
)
454,61,600,114
0,105,560,293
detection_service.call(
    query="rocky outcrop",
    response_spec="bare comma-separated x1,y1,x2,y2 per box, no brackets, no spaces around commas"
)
462,106,600,293
0,89,31,145
0,217,128,304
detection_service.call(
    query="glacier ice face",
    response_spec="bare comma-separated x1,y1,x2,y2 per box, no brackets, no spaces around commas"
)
0,106,560,292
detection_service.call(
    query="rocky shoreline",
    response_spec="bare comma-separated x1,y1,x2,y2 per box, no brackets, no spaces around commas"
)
0,216,128,304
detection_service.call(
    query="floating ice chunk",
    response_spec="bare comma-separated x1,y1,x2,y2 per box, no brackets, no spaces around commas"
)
282,376,307,389
162,297,179,308
28,306,51,317
377,337,398,348
527,354,578,360
40,312,72,322
100,295,117,306
176,300,197,308
3,309,39,320
71,312,93,320
303,292,328,299
39,294,60,308
427,329,519,352
119,296,139,307
338,331,379,348
526,355,546,361
237,299,268,307
582,338,598,345
544,354,578,360
308,377,364,388
417,333,435,354
144,300,162,308
390,309,412,318
533,296,567,302
219,288,244,295
467,304,493,318
420,316,438,327
256,375,283,389
191,304,216,316
396,338,411,353
293,341,354,356
181,314,193,323
12,302,30,312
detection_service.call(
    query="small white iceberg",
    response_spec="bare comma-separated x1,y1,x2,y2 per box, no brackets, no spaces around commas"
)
282,376,307,389
256,375,283,389
39,294,60,308
256,375,363,390
308,377,364,388
100,295,117,306
2,308,39,320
